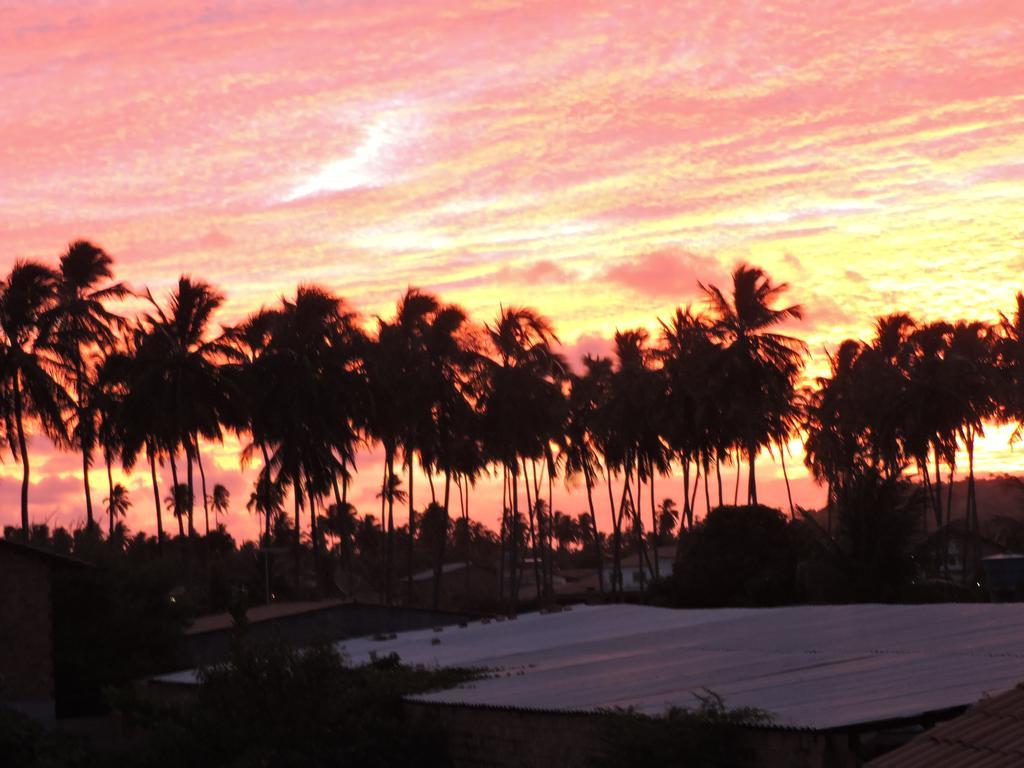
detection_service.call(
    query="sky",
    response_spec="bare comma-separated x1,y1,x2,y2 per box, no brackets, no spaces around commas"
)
2,0,1024,538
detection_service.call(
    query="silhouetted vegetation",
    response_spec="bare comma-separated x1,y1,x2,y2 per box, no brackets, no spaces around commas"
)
590,691,773,768
3,241,1024,612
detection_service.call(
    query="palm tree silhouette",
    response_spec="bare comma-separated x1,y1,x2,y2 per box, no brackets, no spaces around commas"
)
0,261,71,531
701,265,804,505
138,277,237,536
254,285,366,593
104,483,131,537
562,355,612,594
165,482,192,537
210,483,230,523
479,307,566,607
49,240,128,530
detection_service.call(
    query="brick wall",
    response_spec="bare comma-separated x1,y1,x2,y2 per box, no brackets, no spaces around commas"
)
0,547,55,718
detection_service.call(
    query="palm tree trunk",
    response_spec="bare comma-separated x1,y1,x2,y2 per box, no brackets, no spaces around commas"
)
605,464,619,595
499,465,507,603
260,442,272,541
733,447,741,505
933,450,944,531
522,458,541,602
509,463,521,611
185,443,196,536
148,444,163,548
81,441,94,531
13,375,30,532
614,469,631,595
649,463,659,579
293,476,303,592
432,469,451,610
385,449,395,606
75,364,94,530
195,437,210,535
703,456,711,517
715,455,723,508
170,452,184,537
747,446,758,506
681,455,691,533
547,460,555,598
583,465,605,594
632,464,647,591
966,431,979,584
530,458,548,600
106,457,115,538
779,442,795,519
406,453,416,604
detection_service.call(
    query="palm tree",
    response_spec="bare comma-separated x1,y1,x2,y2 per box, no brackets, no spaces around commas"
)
700,265,805,504
210,483,230,523
655,498,678,544
479,307,566,607
104,483,131,537
247,473,285,543
0,261,71,531
255,285,367,592
658,307,719,534
601,329,665,588
561,355,612,594
49,240,128,529
135,277,238,535
322,500,358,593
165,482,192,537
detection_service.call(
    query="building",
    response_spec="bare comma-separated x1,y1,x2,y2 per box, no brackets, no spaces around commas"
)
334,602,1024,767
617,545,676,591
0,538,89,722
155,601,1024,765
410,562,499,609
868,683,1024,766
182,599,469,666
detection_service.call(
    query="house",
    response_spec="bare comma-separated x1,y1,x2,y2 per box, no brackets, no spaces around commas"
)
615,545,676,591
411,562,501,609
0,538,90,722
335,603,1024,767
868,682,1024,766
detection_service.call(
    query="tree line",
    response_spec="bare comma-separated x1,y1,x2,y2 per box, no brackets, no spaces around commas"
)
3,241,1023,607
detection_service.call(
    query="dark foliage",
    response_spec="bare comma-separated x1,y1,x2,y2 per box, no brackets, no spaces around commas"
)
589,691,772,768
653,505,801,607
114,643,475,768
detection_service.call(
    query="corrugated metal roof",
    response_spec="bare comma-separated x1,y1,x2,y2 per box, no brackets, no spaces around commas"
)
334,603,1024,730
868,684,1024,767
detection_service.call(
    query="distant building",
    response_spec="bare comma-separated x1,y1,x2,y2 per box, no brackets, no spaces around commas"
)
182,599,469,666
411,562,500,609
616,545,676,591
0,538,89,722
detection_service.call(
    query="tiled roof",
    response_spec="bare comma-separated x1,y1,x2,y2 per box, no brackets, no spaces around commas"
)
869,684,1024,767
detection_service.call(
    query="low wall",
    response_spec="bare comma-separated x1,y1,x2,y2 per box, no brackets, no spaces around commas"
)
406,702,861,768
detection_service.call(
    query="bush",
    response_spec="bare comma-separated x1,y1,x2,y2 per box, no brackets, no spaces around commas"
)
651,505,800,607
113,641,478,768
590,691,772,768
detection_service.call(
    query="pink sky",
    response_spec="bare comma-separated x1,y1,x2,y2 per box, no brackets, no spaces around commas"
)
3,1,1024,538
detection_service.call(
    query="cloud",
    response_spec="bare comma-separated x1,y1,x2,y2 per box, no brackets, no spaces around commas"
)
560,332,615,372
198,229,234,249
844,269,866,283
494,259,575,285
603,249,724,299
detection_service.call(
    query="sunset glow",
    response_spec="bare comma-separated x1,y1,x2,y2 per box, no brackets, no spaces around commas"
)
4,1,1024,537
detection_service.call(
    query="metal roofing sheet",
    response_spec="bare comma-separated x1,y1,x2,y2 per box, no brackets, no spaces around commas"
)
869,684,1024,767
335,603,1024,730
